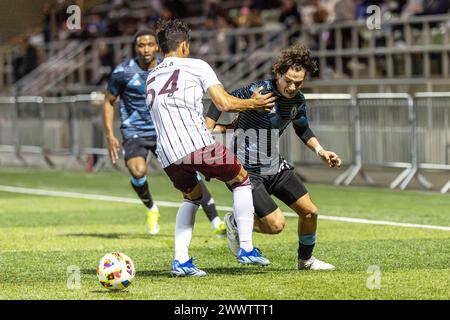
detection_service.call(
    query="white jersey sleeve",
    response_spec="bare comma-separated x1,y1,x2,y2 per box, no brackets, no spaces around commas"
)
190,60,222,92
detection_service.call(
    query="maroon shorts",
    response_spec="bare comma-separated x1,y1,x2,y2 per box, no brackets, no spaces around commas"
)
164,142,241,194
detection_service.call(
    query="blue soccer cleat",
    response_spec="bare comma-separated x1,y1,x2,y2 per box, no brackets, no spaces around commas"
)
237,247,271,266
171,258,207,277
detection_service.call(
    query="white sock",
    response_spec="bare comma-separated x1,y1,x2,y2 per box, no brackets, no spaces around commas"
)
232,185,254,252
148,203,158,212
174,200,199,263
211,216,222,230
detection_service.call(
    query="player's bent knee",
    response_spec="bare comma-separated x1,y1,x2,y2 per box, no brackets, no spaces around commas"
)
264,208,285,234
127,163,147,179
272,211,286,234
132,168,147,179
300,206,319,221
270,219,285,234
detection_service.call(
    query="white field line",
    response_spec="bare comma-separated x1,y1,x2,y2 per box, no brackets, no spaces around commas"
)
1,185,449,231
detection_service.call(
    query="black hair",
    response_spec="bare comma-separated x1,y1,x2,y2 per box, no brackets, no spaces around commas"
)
133,29,156,46
155,19,190,54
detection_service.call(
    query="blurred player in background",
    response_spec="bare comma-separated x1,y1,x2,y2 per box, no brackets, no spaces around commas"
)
103,30,226,237
147,19,276,276
206,43,342,270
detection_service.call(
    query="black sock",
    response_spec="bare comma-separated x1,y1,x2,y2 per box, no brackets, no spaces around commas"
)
298,233,316,260
298,244,315,261
199,179,219,222
131,180,154,209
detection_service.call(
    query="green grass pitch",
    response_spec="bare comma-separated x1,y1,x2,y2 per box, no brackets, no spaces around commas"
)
0,168,449,299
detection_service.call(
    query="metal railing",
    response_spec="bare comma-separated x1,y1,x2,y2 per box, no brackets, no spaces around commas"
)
281,92,449,193
0,92,449,192
6,25,285,96
303,14,450,78
415,92,450,193
0,93,116,171
3,14,450,95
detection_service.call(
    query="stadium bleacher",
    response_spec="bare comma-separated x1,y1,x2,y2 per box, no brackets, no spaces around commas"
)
1,0,449,95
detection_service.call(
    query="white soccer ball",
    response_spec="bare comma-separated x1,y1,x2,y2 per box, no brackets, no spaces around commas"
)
97,252,136,290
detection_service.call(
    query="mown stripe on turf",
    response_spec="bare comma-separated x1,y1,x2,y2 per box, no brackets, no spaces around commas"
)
0,185,449,231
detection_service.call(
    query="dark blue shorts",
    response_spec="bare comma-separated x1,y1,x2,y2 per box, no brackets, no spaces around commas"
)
249,166,308,217
122,137,157,162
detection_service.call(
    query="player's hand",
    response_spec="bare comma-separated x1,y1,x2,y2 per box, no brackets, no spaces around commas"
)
107,135,120,164
251,86,276,111
318,150,342,168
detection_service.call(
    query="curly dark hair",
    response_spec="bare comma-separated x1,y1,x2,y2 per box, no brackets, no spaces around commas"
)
156,19,191,54
272,43,318,75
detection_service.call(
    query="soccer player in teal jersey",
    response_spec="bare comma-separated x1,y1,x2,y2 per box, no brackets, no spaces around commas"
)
103,30,225,236
206,43,342,270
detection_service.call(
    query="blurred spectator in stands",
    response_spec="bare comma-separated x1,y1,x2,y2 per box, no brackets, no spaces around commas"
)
13,37,39,82
355,0,383,20
95,41,116,85
334,0,356,22
312,0,330,24
118,14,140,36
205,0,227,20
279,0,302,28
43,0,71,43
163,0,189,18
85,15,109,38
234,1,264,28
108,0,131,21
279,0,302,44
251,0,280,10
421,0,449,15
382,0,407,16
333,0,355,48
148,0,164,14
199,1,235,57
401,0,423,19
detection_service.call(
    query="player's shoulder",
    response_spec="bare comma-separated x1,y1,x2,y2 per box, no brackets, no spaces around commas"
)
112,58,135,74
295,91,306,104
184,58,213,70
247,79,275,94
298,90,306,99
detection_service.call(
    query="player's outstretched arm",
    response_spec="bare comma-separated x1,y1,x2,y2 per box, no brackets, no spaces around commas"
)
207,85,276,112
306,137,342,169
205,115,239,133
102,92,120,164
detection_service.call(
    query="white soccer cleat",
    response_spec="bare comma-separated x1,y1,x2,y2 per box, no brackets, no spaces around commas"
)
224,212,240,257
297,257,335,270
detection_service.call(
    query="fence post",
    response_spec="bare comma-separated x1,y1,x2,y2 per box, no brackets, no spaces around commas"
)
12,96,27,165
334,95,357,185
40,98,55,168
66,96,85,169
335,95,375,186
394,95,432,190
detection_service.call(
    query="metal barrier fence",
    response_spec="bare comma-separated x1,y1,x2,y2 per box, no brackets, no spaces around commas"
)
0,94,120,171
0,93,449,193
278,93,449,193
415,92,450,193
281,94,356,179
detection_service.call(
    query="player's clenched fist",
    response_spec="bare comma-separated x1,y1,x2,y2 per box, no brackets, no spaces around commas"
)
318,149,342,168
